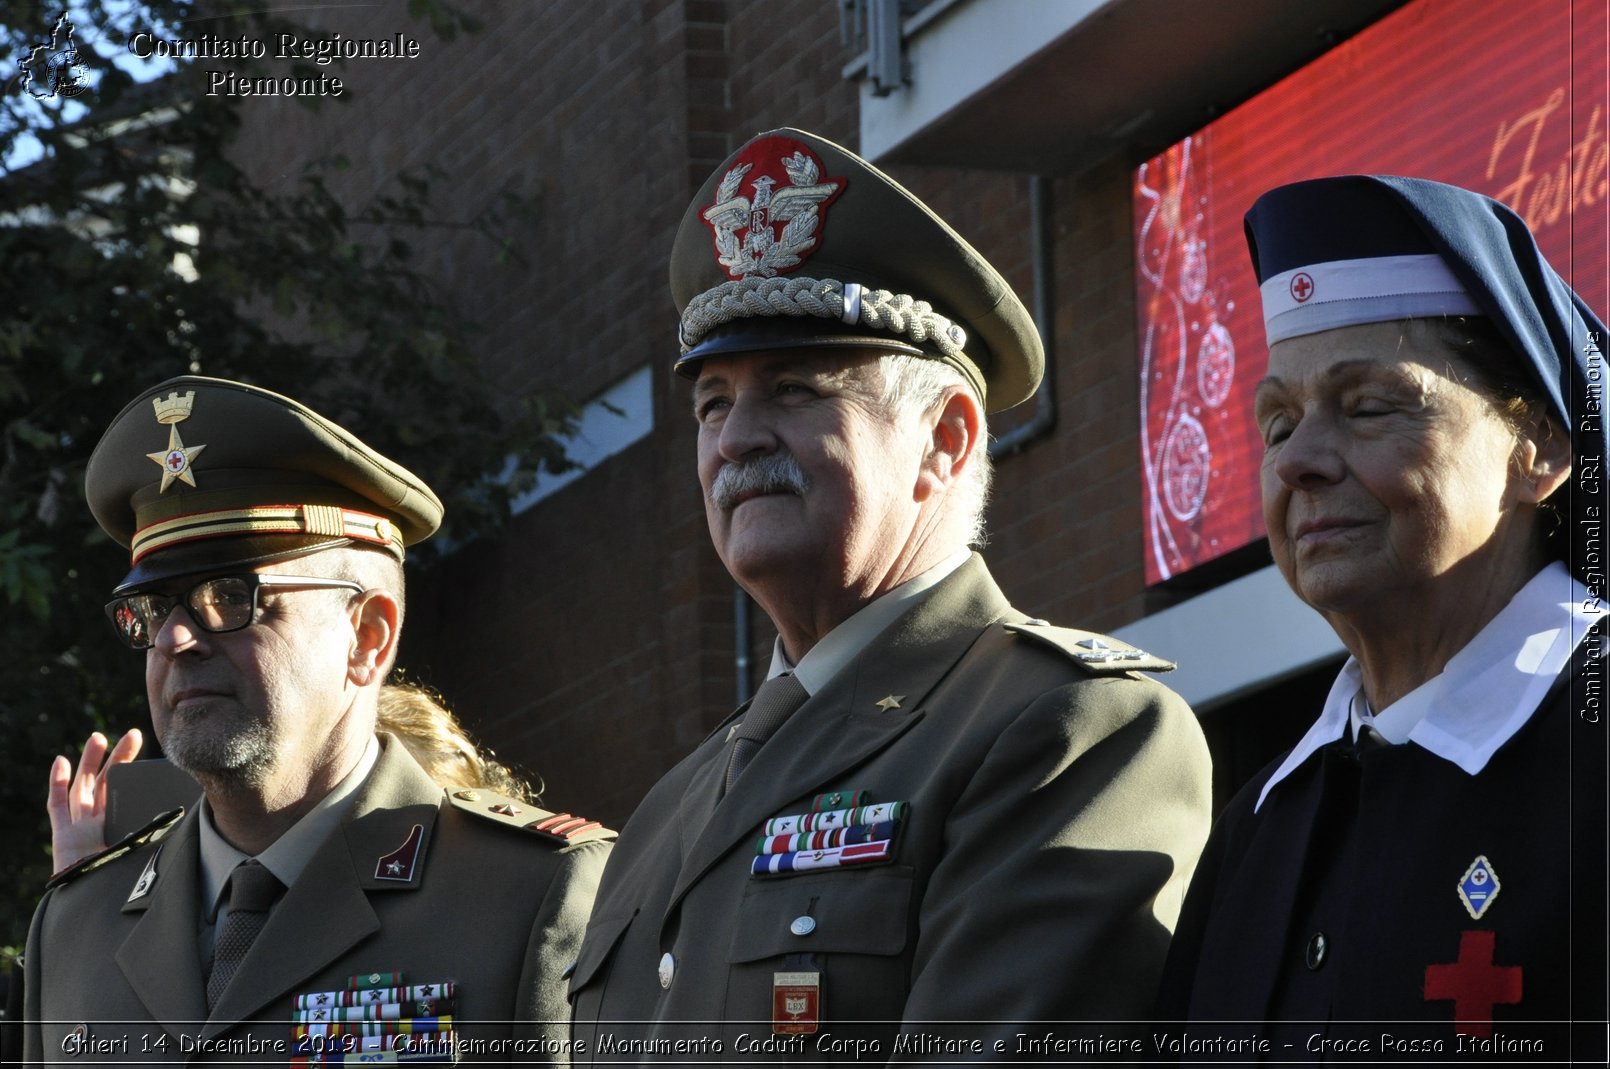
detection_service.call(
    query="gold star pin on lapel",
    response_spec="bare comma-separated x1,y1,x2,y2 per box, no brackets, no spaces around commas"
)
874,694,904,711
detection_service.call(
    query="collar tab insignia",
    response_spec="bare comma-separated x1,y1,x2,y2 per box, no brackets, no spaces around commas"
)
373,823,425,882
126,845,163,902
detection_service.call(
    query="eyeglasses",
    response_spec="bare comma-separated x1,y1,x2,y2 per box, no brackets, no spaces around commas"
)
105,574,366,650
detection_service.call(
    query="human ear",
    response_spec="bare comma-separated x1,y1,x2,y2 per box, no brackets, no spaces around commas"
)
348,591,400,687
1516,413,1571,505
916,388,983,502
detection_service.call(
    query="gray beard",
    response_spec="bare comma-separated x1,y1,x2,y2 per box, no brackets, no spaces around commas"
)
160,707,277,791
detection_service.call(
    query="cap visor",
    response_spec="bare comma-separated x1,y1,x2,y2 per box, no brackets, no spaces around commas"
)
113,535,352,595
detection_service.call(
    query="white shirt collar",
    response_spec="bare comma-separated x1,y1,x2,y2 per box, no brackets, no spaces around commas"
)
200,734,380,919
1256,562,1594,812
766,549,972,695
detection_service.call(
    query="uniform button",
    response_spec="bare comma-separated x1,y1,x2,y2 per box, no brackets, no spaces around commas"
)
1305,932,1328,970
658,952,675,989
790,916,817,936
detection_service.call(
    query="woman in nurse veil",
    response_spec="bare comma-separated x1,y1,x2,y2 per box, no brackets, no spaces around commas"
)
1157,175,1607,1054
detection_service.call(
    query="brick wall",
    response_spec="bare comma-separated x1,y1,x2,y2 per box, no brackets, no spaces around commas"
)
221,0,1157,825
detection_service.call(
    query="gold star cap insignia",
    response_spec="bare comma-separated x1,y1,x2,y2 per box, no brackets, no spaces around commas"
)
875,694,904,711
145,423,207,492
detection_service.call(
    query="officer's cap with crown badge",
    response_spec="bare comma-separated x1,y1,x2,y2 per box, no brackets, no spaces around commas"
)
87,375,443,595
671,127,1044,414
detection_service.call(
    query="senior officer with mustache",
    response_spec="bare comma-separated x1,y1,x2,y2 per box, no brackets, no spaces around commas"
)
568,129,1211,1058
24,377,610,1064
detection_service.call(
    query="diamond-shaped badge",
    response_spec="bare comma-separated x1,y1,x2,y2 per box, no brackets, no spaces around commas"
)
1457,855,1501,920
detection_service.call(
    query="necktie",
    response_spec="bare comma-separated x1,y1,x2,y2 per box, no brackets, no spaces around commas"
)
1356,724,1390,751
206,860,284,1012
724,672,810,793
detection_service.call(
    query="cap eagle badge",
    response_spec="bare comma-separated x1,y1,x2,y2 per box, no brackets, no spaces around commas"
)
702,139,845,280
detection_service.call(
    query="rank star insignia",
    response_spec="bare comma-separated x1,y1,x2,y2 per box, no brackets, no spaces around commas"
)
1457,855,1502,919
146,423,206,492
386,859,404,875
874,695,904,711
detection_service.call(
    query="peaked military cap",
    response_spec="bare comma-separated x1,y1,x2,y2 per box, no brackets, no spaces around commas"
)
87,375,443,594
671,128,1044,413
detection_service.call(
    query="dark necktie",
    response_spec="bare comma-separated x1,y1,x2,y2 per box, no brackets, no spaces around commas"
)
1356,724,1389,750
724,672,810,793
206,860,284,1012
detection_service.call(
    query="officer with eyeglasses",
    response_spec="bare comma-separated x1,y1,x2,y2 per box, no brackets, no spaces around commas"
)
23,376,611,1064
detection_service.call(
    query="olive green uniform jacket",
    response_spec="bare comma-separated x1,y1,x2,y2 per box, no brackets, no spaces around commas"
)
569,556,1210,1060
24,734,608,1065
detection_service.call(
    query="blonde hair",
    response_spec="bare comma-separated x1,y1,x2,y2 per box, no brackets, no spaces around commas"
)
378,682,535,803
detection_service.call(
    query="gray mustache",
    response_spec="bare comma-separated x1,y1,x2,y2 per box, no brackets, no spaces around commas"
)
710,453,810,511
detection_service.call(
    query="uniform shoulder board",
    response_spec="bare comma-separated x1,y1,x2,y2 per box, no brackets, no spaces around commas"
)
1002,620,1176,675
446,788,616,846
46,806,184,890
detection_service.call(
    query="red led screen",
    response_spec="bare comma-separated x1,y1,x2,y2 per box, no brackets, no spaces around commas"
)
1135,0,1608,584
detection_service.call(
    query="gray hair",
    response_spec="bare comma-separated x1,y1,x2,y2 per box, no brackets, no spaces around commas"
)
875,354,992,547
